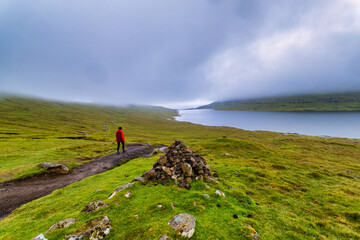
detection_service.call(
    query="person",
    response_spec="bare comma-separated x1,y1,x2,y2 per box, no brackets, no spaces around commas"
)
116,127,125,154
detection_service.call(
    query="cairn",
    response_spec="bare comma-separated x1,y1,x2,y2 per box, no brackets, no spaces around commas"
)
142,140,212,188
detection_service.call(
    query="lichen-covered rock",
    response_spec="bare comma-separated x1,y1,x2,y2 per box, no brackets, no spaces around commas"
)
182,163,193,177
31,234,48,240
37,162,69,174
81,201,107,212
66,216,111,240
45,218,76,234
108,182,134,199
168,213,196,238
245,224,261,239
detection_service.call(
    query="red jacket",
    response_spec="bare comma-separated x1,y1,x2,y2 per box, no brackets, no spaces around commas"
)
116,129,125,142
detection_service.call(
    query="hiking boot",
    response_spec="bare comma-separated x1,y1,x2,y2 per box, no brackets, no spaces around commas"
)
117,151,120,155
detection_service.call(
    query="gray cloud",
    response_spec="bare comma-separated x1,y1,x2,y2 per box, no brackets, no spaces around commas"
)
0,0,360,107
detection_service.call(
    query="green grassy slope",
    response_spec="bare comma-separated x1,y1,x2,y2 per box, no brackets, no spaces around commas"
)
199,92,360,111
0,97,360,239
0,96,176,181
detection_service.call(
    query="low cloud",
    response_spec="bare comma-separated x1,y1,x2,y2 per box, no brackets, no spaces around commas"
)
0,0,359,106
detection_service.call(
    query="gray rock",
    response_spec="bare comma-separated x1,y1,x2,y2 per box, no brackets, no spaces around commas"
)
168,213,196,238
37,162,69,174
94,189,104,193
45,218,76,234
159,235,169,240
108,182,134,199
202,194,210,198
31,234,48,240
215,190,226,198
81,201,107,212
66,216,111,240
204,176,218,183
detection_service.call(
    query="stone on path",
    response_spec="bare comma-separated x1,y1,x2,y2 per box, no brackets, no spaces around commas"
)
31,234,48,240
45,218,76,234
168,213,196,238
108,182,134,199
66,216,111,240
37,162,69,174
81,201,107,212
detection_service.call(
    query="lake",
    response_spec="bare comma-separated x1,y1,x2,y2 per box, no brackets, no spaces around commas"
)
175,109,360,139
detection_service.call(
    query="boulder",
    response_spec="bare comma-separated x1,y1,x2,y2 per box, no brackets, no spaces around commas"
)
168,213,196,238
81,201,107,212
37,162,69,174
66,216,111,240
45,218,76,234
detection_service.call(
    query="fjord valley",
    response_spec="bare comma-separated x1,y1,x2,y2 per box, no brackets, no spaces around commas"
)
0,96,359,239
198,92,360,112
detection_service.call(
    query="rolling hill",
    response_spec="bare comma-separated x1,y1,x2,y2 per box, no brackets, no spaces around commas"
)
198,92,360,111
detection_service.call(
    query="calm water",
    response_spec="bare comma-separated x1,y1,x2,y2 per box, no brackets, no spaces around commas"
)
175,109,360,139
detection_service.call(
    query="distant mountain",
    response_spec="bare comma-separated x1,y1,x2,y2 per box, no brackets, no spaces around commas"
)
198,92,360,111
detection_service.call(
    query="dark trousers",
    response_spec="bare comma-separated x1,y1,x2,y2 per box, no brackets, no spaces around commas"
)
117,141,125,152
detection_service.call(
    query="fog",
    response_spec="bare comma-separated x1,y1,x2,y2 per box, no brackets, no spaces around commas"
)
1,0,360,108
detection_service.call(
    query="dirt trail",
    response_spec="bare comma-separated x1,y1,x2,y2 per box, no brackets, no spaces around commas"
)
0,144,153,219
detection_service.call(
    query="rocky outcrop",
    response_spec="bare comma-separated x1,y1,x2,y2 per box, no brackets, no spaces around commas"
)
168,213,196,238
108,182,134,199
81,201,107,212
142,140,212,188
37,162,69,174
66,216,111,240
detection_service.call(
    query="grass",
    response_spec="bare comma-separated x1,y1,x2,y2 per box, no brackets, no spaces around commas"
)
199,92,360,111
0,96,360,239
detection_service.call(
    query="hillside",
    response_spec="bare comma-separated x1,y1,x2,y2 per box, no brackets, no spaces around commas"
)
198,92,360,111
0,97,359,239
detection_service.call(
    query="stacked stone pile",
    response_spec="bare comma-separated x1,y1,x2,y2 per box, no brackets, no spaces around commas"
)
142,140,213,188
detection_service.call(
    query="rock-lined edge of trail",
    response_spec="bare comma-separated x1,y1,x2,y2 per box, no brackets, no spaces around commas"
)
0,143,153,219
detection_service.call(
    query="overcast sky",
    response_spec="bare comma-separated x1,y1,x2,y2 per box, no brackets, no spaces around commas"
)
1,0,360,108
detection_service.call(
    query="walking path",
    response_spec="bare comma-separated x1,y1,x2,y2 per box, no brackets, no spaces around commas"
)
0,144,153,219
